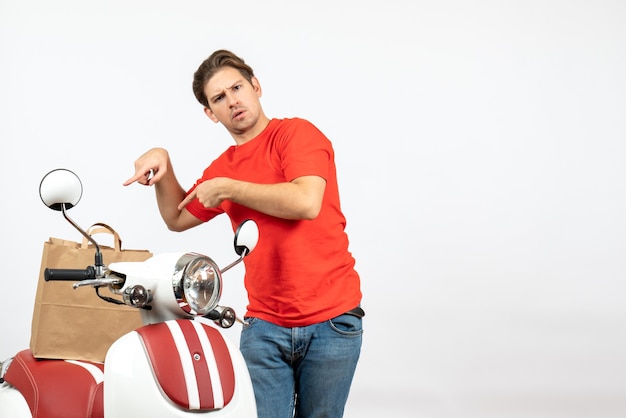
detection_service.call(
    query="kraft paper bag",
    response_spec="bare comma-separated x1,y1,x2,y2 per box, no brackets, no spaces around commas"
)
30,223,152,362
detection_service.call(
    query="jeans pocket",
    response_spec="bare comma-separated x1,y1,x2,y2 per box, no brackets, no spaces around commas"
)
329,313,363,336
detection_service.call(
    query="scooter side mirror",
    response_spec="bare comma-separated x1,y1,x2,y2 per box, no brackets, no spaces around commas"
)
233,219,259,257
39,169,83,211
38,169,103,270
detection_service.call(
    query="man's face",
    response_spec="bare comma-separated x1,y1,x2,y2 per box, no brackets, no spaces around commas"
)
203,66,264,140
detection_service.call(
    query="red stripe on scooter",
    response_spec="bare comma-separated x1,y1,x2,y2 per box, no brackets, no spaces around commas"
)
137,320,236,410
204,325,236,404
177,320,216,409
136,322,189,408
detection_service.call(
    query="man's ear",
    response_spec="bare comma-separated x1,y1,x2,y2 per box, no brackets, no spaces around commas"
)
251,77,263,98
204,106,219,123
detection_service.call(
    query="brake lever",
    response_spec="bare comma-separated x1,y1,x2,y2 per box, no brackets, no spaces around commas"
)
72,277,124,289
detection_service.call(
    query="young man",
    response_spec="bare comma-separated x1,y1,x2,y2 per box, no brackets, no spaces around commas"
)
124,50,363,417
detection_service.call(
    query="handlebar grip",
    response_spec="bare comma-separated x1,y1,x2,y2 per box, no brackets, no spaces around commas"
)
44,267,96,281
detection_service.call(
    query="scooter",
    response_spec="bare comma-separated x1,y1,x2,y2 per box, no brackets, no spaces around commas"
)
0,168,258,417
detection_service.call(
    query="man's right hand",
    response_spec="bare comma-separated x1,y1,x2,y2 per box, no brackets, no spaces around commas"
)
123,147,170,187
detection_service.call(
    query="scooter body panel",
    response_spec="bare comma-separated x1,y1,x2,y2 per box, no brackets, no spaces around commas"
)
104,321,257,417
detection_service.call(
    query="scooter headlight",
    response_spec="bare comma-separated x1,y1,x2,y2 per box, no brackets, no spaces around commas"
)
172,253,222,316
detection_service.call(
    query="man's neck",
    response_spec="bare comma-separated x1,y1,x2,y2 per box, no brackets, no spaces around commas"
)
232,115,271,146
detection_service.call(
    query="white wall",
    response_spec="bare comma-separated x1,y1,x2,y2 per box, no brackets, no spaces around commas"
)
1,1,625,417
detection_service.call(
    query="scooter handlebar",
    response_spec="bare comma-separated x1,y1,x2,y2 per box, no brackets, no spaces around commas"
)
44,266,97,281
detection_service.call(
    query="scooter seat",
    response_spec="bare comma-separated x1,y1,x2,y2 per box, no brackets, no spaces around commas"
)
136,319,236,411
4,349,104,418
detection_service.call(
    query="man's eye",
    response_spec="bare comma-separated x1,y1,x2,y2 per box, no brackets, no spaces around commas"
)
214,95,223,102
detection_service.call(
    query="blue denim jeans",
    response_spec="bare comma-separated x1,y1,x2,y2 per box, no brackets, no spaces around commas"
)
239,311,363,418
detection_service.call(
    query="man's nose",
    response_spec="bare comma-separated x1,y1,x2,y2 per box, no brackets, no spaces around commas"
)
226,92,239,107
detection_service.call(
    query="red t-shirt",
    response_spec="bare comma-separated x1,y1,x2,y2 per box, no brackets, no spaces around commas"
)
185,118,361,327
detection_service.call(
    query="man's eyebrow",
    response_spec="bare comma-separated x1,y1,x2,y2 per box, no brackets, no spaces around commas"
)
209,79,245,101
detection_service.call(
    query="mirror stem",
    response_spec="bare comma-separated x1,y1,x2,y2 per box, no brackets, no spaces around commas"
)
61,204,103,266
220,250,248,275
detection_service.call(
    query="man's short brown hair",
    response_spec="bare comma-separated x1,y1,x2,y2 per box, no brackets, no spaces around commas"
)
192,50,255,108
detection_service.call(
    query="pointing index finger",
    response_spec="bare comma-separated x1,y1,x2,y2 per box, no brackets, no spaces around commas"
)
123,169,153,187
178,190,196,210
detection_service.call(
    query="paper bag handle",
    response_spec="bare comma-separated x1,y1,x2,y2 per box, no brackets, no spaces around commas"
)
81,222,122,252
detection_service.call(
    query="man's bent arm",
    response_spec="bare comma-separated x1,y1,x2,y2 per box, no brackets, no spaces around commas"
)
180,175,326,221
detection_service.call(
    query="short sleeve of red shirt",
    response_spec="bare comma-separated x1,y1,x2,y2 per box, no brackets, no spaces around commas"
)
275,118,332,182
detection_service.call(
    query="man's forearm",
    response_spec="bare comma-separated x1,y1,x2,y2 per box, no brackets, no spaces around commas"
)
224,176,325,221
154,172,188,230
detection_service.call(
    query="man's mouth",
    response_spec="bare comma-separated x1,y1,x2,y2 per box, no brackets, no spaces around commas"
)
232,109,245,120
